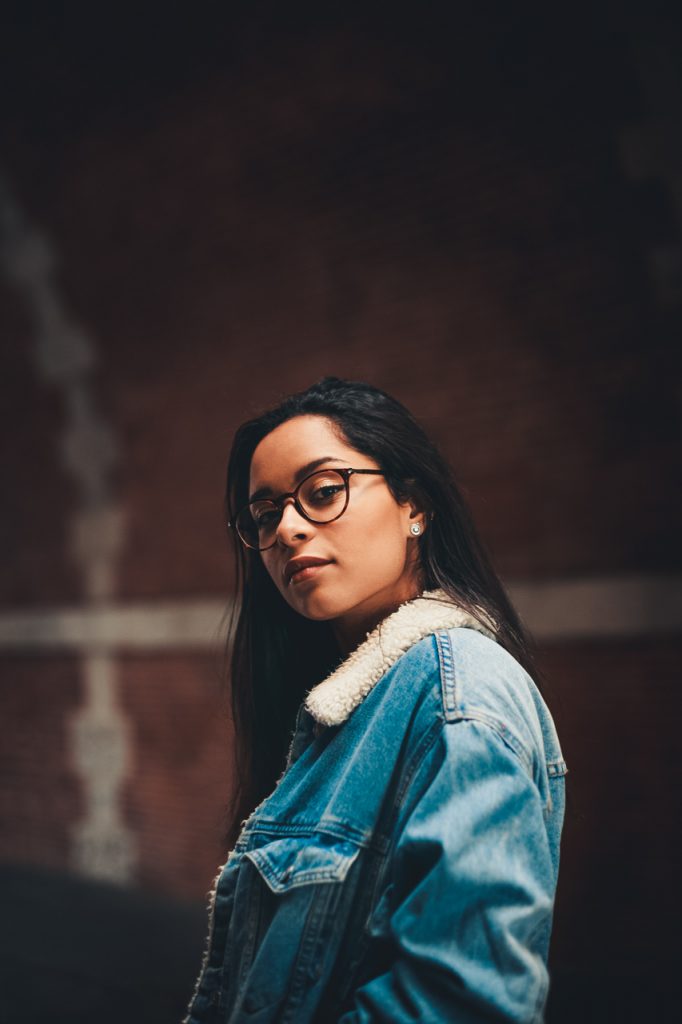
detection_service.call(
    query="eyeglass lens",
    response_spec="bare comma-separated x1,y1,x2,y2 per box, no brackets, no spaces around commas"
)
237,469,348,549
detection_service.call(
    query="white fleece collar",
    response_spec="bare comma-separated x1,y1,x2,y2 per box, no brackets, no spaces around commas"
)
304,589,497,727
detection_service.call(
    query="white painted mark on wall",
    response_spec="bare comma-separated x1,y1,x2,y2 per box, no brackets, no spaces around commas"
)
70,655,136,880
0,174,136,884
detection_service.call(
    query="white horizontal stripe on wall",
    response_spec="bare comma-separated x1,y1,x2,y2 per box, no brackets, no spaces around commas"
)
0,599,232,652
0,576,679,652
510,575,681,640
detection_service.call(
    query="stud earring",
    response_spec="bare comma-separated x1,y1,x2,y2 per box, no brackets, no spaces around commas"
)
410,523,422,536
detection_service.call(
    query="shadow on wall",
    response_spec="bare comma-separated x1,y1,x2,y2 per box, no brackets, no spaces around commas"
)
0,864,676,1024
0,864,206,1024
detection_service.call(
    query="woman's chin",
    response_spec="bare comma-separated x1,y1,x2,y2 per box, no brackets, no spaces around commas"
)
287,590,346,622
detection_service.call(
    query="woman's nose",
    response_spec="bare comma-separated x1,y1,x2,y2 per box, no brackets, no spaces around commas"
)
276,499,312,544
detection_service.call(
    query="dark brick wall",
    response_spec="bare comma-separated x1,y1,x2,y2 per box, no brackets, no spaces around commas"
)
2,6,679,608
118,654,232,900
0,659,84,869
539,640,679,988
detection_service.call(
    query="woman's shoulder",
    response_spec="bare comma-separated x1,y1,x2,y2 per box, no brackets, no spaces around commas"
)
389,626,565,779
390,623,530,713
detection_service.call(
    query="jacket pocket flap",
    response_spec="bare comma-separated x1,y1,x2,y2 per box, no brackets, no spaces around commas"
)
245,834,361,893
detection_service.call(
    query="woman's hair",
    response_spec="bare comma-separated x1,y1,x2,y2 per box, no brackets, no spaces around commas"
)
223,376,539,846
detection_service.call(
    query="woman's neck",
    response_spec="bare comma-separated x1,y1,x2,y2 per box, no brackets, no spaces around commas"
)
330,579,424,657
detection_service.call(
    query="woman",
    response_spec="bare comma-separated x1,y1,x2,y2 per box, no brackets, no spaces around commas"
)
184,377,567,1023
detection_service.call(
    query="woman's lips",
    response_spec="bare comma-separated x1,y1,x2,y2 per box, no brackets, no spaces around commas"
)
289,562,331,585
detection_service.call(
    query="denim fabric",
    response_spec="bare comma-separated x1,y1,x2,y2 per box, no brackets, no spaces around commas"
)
184,627,567,1024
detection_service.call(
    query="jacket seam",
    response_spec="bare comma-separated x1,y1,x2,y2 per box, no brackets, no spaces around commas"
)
451,707,535,777
436,629,535,776
239,819,384,853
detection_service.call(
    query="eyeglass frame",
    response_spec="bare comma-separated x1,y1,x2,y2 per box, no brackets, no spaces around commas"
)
230,467,386,550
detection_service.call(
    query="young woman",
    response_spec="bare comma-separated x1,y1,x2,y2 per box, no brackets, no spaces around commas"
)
184,377,567,1024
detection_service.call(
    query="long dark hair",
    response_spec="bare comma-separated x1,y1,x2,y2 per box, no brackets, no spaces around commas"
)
224,376,539,846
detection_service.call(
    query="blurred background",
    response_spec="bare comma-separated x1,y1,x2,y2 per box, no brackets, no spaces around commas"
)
1,3,680,1022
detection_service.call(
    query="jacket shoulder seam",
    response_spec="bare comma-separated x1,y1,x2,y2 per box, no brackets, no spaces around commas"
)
444,707,535,777
435,629,536,775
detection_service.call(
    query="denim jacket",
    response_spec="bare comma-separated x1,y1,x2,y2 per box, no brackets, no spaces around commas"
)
184,591,567,1023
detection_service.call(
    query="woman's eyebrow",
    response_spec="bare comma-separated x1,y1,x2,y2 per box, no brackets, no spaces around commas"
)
249,456,346,502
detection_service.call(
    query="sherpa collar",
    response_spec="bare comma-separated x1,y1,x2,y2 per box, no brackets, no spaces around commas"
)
304,588,497,727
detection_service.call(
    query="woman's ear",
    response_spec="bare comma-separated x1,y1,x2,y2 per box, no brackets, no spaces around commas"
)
403,496,427,537
396,479,430,536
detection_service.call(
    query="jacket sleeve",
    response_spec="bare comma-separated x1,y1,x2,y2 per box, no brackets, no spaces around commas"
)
338,718,558,1024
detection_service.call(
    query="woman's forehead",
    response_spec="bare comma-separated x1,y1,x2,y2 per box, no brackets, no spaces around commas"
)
248,416,356,491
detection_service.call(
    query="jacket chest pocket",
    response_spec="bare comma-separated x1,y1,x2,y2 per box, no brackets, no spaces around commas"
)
228,834,361,1020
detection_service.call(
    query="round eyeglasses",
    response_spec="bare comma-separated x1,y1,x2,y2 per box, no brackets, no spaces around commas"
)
230,467,385,551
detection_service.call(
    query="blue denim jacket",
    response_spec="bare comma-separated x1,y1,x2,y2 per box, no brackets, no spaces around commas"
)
184,609,567,1023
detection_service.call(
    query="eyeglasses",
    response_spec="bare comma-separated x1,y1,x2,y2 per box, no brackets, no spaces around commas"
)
230,467,385,551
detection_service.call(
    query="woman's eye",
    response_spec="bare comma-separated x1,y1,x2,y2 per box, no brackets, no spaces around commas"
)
254,509,279,527
309,485,344,504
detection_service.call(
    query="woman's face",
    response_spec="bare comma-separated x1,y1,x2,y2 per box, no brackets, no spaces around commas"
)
248,415,425,650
